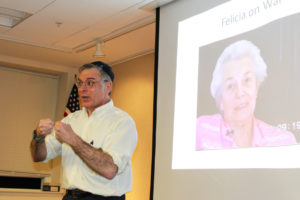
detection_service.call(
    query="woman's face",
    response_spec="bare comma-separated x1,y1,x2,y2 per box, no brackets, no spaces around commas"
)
220,56,258,123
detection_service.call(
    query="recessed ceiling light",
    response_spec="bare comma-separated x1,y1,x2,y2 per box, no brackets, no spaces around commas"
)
0,7,31,28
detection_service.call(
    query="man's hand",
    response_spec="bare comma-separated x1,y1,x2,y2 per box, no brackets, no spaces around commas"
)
54,121,77,145
36,118,54,137
31,118,53,162
54,122,118,179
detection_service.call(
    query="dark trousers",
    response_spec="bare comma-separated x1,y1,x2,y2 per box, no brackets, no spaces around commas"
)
62,189,125,200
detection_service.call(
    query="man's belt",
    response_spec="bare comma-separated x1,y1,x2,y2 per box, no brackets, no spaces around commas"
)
66,188,125,199
66,189,91,198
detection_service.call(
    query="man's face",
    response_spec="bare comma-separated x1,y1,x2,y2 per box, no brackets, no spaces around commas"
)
220,56,258,123
78,68,112,115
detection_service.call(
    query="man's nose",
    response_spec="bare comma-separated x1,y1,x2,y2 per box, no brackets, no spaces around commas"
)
78,84,88,92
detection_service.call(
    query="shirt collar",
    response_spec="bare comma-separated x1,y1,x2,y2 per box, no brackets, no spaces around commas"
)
82,99,114,117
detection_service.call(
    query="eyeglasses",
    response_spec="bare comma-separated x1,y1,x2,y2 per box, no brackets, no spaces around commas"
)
75,79,108,88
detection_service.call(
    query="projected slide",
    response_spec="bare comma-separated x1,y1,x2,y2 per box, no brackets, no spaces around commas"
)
172,0,300,169
196,39,297,150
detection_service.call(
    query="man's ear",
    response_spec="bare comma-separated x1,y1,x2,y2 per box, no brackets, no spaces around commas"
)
105,81,113,96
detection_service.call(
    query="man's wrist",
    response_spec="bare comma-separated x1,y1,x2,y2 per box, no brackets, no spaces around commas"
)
33,130,45,143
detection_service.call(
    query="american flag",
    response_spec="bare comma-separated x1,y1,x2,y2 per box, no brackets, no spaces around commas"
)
64,84,80,117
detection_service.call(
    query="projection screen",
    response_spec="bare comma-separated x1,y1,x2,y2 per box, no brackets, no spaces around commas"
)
154,0,300,199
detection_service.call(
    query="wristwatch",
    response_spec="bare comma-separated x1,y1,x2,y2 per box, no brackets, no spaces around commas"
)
33,130,45,143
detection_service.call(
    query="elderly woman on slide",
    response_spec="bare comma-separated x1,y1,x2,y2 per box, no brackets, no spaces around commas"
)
196,40,296,150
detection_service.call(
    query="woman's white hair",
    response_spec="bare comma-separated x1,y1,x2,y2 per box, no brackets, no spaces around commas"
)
210,40,268,109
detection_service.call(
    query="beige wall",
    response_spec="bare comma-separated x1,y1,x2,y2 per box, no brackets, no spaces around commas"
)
111,53,154,200
0,59,75,198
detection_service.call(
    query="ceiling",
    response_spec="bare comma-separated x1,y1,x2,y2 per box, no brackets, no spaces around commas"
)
0,0,173,69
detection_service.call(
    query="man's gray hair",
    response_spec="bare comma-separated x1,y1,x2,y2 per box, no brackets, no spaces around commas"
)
79,63,112,83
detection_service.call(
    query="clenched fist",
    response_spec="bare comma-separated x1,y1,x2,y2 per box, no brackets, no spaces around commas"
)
54,121,77,145
36,118,54,137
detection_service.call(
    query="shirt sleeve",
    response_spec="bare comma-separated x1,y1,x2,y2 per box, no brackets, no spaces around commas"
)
196,114,223,150
43,115,74,163
43,116,71,163
102,116,138,174
43,130,62,163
